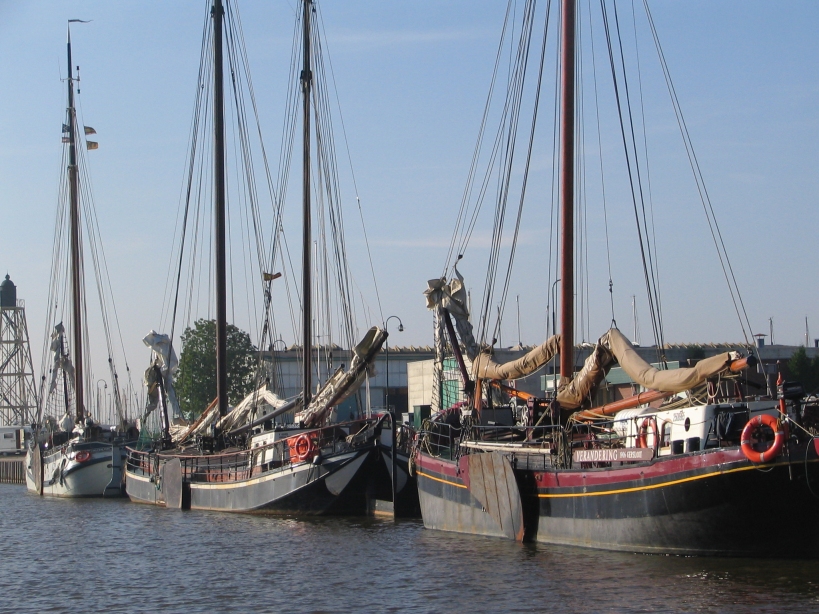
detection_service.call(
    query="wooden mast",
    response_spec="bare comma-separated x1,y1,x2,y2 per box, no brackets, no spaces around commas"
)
559,0,576,384
213,0,228,418
301,0,313,406
67,26,85,421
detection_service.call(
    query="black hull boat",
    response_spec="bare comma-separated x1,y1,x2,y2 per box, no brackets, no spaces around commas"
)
370,422,421,517
126,420,380,514
411,0,818,557
417,442,819,556
415,401,819,556
126,0,394,517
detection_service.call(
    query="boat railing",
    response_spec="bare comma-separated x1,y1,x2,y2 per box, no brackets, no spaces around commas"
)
125,421,370,483
125,447,156,476
420,420,566,460
418,420,460,460
191,451,251,482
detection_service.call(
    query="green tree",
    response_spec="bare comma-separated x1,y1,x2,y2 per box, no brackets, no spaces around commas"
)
175,319,258,419
788,347,819,394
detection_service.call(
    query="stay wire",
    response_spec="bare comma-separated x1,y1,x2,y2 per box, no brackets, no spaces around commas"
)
586,0,616,328
642,0,755,351
629,0,663,339
476,0,539,345
611,0,664,354
599,0,662,354
316,4,384,327
445,0,516,275
496,0,553,345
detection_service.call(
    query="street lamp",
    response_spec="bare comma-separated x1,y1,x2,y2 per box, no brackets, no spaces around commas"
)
384,315,404,515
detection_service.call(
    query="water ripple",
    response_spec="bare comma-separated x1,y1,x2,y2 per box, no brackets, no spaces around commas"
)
2,484,817,613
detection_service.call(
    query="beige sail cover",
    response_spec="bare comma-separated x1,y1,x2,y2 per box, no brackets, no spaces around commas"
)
424,273,740,411
555,342,616,409
601,328,739,393
469,327,740,410
473,336,561,381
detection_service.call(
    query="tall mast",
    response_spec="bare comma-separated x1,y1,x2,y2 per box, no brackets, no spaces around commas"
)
213,0,228,418
301,0,313,405
559,0,576,384
67,26,85,421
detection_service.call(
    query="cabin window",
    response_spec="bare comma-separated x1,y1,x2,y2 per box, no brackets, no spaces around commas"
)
661,422,671,447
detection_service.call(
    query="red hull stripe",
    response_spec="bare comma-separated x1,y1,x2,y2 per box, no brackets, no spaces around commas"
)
538,458,819,498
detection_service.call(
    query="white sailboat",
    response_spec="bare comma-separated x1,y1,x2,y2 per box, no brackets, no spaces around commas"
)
26,23,138,498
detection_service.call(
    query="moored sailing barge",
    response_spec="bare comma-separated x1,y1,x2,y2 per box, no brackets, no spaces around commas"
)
412,0,819,556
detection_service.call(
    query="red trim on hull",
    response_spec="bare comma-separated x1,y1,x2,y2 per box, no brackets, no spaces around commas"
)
535,447,748,489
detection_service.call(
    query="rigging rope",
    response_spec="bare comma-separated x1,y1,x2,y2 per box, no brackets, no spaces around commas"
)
642,0,756,354
599,0,664,358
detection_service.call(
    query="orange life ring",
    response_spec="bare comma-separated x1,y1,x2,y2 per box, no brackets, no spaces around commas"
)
293,434,315,462
741,414,785,463
75,450,92,463
636,417,658,451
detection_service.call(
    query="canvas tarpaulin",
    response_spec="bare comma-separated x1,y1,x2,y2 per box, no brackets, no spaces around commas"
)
473,336,561,381
601,328,739,393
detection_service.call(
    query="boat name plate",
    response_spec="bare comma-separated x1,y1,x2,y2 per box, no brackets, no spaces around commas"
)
573,447,654,463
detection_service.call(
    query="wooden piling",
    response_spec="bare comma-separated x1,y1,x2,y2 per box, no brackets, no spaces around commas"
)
0,457,24,484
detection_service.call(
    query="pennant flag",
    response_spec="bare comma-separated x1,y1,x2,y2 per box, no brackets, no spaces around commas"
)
86,141,98,150
263,272,282,282
61,137,70,143
84,126,96,135
62,124,70,133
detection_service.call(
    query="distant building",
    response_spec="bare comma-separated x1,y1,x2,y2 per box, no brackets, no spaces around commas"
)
258,344,435,421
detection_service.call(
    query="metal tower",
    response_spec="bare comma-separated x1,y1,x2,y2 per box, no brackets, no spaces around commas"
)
0,275,39,426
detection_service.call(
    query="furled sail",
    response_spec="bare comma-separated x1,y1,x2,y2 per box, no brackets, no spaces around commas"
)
425,271,479,361
297,326,387,428
472,329,740,410
172,383,290,445
426,273,568,383
474,336,561,381
600,328,740,393
555,341,615,409
47,323,75,395
142,331,182,420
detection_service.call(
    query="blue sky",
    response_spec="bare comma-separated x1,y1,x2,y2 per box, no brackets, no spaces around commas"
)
0,1,817,390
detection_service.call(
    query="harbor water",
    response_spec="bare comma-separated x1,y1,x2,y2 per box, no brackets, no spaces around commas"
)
2,483,818,613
